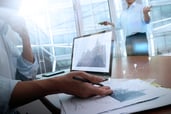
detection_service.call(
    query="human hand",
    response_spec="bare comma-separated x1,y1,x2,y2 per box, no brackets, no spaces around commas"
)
99,21,115,27
143,6,152,14
8,15,28,38
99,21,110,26
53,71,113,98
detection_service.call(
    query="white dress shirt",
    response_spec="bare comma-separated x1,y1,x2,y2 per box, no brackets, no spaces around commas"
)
116,2,149,37
0,20,39,113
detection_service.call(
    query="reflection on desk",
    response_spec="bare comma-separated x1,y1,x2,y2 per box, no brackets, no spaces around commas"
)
112,56,171,88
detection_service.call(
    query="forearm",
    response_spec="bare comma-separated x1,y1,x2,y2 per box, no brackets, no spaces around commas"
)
144,13,150,23
143,6,151,23
9,77,62,108
9,71,113,108
20,30,34,63
7,15,35,63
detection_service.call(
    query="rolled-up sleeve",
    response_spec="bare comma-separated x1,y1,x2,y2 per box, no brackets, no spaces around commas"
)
0,77,19,113
17,55,39,79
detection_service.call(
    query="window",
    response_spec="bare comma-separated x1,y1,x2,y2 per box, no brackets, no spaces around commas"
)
79,0,111,35
19,0,111,73
150,0,171,55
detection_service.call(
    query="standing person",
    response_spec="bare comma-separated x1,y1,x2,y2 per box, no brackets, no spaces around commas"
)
100,0,151,56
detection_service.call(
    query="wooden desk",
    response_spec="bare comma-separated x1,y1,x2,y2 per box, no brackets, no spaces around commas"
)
112,56,171,88
45,56,171,114
111,56,171,114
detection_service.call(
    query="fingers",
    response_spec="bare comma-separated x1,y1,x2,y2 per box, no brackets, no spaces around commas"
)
99,21,110,26
64,71,112,98
72,71,106,83
88,86,113,97
96,86,113,96
143,6,152,13
149,5,152,9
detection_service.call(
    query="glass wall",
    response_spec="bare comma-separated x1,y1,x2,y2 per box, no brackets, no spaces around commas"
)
19,0,77,73
79,0,111,35
149,0,171,55
17,0,171,73
19,0,111,73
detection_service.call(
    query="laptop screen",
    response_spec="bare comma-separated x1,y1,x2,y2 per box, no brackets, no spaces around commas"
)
71,31,113,76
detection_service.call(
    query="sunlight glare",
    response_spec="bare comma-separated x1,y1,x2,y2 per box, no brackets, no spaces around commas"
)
19,0,47,17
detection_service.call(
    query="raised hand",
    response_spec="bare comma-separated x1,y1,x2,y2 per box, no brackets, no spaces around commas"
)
143,6,152,15
99,21,115,27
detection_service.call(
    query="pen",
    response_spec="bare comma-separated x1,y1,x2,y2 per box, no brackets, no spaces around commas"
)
72,76,104,86
42,71,65,77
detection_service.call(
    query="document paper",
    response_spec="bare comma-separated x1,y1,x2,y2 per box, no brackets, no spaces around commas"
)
60,79,168,114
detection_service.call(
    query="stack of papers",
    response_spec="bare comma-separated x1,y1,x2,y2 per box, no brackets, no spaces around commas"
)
59,79,171,114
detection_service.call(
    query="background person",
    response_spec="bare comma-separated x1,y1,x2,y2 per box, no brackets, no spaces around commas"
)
100,0,151,56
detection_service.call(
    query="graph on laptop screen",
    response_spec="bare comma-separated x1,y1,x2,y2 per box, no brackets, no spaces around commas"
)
71,31,113,76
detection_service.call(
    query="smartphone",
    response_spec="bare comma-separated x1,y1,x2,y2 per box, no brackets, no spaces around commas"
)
42,71,65,77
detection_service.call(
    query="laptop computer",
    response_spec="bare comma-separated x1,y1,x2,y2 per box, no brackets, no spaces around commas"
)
70,30,113,77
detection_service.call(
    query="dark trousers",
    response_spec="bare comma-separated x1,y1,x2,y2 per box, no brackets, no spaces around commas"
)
126,33,149,56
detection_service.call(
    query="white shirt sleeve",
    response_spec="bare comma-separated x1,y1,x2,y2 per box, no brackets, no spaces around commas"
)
0,77,19,114
17,55,39,79
3,20,39,80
